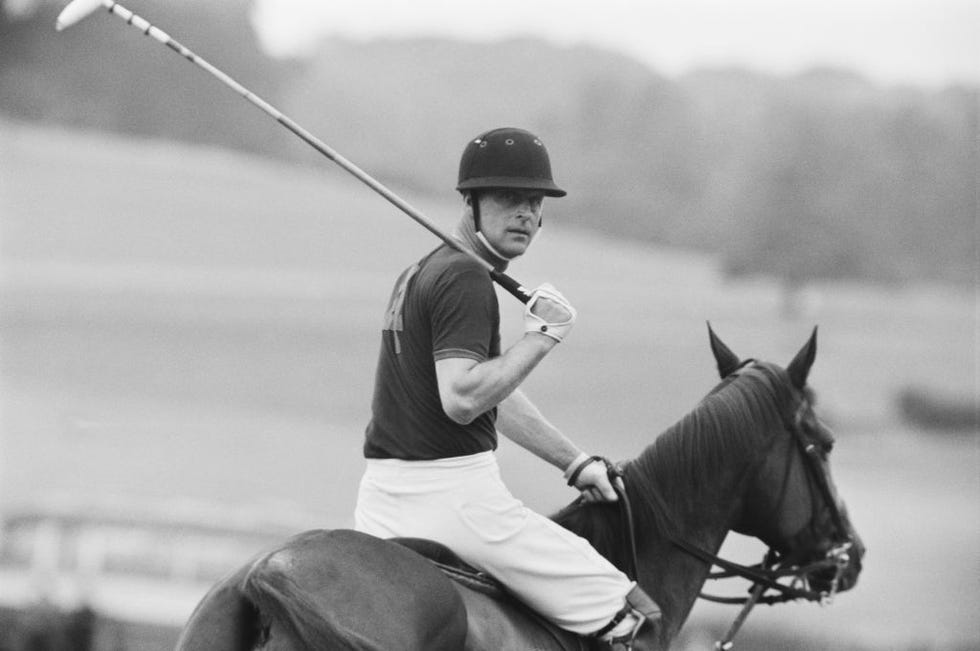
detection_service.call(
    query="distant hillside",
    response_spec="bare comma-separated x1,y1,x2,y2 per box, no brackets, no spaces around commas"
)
1,117,973,498
2,2,975,287
0,0,295,157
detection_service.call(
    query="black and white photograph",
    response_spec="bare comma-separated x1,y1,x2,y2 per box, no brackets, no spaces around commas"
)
0,1,976,649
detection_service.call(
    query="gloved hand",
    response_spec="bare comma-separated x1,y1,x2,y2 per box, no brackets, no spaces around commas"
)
524,283,577,342
563,453,624,503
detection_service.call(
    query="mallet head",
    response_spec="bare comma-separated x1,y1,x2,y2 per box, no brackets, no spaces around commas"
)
55,0,107,31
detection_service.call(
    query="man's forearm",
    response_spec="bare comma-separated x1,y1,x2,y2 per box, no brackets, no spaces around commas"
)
496,388,583,471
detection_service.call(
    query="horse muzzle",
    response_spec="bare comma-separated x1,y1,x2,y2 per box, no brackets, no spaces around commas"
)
805,536,864,601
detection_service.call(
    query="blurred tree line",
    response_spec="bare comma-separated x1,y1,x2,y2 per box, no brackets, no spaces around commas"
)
2,0,975,289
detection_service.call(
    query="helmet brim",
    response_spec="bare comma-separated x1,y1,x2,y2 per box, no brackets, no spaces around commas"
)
457,176,567,198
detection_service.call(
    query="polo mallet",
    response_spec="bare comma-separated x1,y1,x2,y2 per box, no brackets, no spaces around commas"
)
55,0,533,303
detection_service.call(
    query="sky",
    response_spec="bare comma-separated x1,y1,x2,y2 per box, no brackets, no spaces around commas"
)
251,0,979,87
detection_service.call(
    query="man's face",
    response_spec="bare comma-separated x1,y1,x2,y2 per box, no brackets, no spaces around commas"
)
475,189,545,259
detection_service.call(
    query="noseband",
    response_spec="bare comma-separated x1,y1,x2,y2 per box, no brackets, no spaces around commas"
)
605,362,854,649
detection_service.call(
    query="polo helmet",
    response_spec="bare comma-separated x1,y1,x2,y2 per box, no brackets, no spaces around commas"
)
456,127,566,198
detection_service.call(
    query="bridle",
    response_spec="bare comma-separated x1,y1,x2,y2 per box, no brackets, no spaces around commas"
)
603,362,855,649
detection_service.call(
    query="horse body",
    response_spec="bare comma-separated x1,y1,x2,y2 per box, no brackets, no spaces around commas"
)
176,328,864,651
177,529,468,651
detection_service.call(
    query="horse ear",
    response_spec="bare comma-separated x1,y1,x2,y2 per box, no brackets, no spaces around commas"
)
707,322,742,378
787,326,818,389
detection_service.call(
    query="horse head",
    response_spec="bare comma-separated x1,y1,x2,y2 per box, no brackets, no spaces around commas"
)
708,324,865,598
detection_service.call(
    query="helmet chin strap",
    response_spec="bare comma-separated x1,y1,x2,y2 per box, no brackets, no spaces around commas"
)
454,192,513,270
471,191,517,262
476,231,512,262
471,190,482,232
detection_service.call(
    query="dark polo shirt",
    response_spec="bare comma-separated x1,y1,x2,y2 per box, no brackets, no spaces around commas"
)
363,244,502,460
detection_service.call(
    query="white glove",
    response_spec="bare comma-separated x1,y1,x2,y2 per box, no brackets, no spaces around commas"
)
524,282,577,342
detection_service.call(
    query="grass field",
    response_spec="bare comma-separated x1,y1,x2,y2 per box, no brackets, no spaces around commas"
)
1,118,976,649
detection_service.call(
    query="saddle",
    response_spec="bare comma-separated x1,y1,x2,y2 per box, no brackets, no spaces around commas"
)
391,537,507,597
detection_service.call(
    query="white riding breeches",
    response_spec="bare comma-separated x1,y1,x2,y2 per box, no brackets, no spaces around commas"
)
353,451,634,636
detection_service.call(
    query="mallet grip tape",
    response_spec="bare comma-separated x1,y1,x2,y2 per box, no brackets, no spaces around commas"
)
489,269,532,304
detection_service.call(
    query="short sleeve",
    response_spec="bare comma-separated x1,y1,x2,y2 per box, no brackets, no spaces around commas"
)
429,262,498,362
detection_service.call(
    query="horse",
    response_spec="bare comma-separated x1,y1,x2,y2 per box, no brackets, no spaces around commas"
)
175,326,864,650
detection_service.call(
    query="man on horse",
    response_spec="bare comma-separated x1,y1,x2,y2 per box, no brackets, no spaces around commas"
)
354,127,661,647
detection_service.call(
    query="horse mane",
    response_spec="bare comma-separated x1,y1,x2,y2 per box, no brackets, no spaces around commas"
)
553,362,794,567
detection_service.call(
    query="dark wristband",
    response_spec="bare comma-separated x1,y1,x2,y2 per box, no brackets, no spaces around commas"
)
566,455,604,487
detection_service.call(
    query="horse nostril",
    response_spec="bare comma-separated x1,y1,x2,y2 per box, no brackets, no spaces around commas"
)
850,536,867,561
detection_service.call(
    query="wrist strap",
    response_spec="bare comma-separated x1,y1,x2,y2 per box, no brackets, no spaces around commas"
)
566,455,604,487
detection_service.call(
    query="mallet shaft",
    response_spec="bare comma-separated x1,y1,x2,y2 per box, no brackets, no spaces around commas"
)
69,1,533,303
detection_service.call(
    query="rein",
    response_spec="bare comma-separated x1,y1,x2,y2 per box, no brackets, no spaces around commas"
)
593,362,854,649
608,460,843,598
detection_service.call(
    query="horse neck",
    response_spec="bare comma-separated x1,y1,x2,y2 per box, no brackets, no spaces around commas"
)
637,521,733,648
628,467,746,648
625,394,779,647
554,466,749,650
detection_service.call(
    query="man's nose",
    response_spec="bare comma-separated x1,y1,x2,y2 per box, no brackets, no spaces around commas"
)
516,201,538,219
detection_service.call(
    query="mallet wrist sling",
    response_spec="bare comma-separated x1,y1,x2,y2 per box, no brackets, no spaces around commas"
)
565,453,603,487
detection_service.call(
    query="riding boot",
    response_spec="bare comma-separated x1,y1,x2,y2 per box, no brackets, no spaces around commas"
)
597,585,662,649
